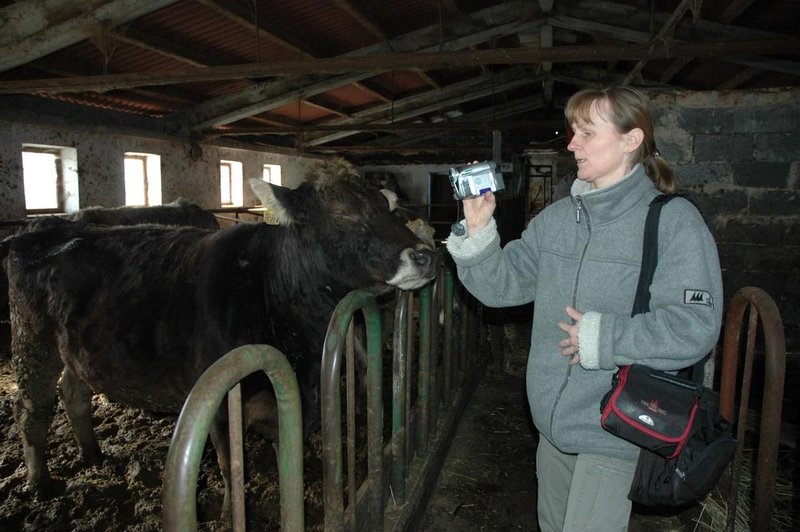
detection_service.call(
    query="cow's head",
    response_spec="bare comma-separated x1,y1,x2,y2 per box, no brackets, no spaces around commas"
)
249,158,436,291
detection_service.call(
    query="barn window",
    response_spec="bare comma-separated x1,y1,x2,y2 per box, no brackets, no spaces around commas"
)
124,152,162,206
220,160,244,206
21,144,79,214
263,163,282,185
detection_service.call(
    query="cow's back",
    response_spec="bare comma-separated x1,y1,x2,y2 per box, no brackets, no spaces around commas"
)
67,201,219,230
6,222,215,412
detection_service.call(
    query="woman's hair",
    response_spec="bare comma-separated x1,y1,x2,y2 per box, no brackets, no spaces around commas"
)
564,86,675,193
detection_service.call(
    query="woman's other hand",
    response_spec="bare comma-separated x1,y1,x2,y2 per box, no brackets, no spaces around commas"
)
557,306,584,366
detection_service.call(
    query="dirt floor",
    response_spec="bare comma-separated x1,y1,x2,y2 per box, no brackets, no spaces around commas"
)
0,323,327,532
418,308,686,532
0,311,686,532
1,309,795,532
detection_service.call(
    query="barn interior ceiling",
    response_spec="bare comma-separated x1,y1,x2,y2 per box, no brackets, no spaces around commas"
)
1,0,798,165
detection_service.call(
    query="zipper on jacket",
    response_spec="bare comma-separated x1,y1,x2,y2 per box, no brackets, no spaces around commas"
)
549,198,592,441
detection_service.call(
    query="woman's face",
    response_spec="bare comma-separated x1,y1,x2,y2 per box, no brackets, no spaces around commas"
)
567,99,633,190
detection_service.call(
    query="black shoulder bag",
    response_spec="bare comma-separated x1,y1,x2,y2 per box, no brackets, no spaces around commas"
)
599,194,738,507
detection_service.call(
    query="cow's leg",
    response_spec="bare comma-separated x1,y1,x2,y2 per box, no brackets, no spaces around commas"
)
208,411,233,521
10,316,63,498
59,366,103,465
299,361,321,438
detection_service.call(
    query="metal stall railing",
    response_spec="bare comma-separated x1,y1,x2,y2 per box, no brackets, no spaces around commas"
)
320,249,487,531
161,250,486,531
320,290,384,531
718,286,786,532
162,344,304,532
388,251,486,531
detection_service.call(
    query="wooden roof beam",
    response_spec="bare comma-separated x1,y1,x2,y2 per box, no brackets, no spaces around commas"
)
179,2,542,129
718,67,762,90
2,38,796,95
303,68,542,146
332,0,390,44
193,0,318,58
623,0,695,84
0,0,181,73
108,27,225,68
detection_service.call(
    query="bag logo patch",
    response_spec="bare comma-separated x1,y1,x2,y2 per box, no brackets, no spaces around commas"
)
684,289,713,307
640,399,666,416
638,414,655,426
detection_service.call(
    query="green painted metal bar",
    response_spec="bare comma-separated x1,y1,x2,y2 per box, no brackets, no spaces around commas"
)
391,289,409,504
416,284,432,455
429,271,442,430
458,286,468,385
227,383,246,531
320,290,383,532
442,263,455,405
163,344,304,532
345,322,357,528
405,291,415,463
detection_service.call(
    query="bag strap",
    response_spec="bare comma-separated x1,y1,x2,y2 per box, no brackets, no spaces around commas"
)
631,194,682,317
630,194,706,383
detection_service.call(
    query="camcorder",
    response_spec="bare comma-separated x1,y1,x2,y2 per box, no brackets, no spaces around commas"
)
448,161,505,200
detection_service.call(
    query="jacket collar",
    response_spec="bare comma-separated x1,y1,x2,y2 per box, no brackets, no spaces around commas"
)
570,164,656,226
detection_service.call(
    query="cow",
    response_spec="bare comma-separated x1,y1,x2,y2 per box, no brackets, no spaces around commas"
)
3,157,437,514
0,199,219,358
64,197,220,229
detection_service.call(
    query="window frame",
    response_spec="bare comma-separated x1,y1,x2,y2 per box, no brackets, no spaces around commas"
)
22,146,65,214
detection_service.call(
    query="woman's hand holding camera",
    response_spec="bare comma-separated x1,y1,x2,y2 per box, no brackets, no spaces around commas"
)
462,191,496,236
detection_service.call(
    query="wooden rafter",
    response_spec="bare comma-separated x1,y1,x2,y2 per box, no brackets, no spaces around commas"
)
1,38,795,95
193,0,317,58
331,0,390,43
622,0,695,84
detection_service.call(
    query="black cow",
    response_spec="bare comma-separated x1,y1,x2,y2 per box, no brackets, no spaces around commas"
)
0,199,219,354
64,198,220,229
3,157,436,512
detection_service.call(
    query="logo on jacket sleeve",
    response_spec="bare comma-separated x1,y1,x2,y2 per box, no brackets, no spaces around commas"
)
684,289,713,307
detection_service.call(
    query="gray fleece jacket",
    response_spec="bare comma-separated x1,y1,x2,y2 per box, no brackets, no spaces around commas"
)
446,164,723,460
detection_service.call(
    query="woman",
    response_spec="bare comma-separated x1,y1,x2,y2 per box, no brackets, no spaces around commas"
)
446,86,723,531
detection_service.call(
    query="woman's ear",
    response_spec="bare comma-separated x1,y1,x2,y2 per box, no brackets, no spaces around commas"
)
625,128,644,152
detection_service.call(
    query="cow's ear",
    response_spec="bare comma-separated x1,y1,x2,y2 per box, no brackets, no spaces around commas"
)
249,179,294,225
380,189,398,212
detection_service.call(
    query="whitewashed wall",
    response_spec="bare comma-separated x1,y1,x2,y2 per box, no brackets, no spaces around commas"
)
0,120,317,221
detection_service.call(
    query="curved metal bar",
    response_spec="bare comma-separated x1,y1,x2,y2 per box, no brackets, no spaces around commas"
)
163,344,304,531
719,286,786,532
320,290,382,532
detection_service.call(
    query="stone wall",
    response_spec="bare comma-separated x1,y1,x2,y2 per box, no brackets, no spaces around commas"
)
650,88,800,406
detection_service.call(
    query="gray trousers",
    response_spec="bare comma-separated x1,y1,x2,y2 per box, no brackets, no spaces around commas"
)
536,436,637,532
